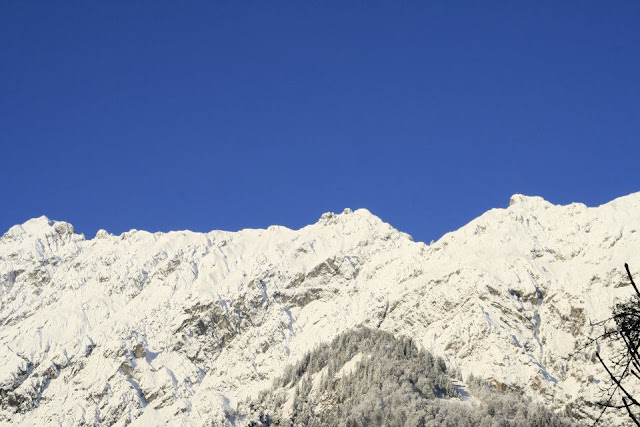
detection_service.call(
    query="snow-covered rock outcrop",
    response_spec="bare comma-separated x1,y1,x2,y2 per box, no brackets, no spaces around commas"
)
1,194,639,425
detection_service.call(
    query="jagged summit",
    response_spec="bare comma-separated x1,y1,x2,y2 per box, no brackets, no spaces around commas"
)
508,193,552,208
507,191,640,211
2,215,77,242
2,207,396,249
314,207,395,234
95,229,112,239
1,194,639,425
3,215,53,237
22,214,54,227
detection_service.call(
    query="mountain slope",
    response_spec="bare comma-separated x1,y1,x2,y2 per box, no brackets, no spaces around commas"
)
1,194,639,425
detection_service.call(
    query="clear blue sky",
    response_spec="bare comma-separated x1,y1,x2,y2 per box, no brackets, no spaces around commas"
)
1,2,639,243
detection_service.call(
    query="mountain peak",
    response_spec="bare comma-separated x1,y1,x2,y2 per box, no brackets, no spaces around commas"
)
318,207,376,225
508,194,552,209
22,214,54,228
316,208,396,237
2,215,77,241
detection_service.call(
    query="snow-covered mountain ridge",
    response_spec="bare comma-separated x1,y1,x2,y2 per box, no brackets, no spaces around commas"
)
1,193,639,425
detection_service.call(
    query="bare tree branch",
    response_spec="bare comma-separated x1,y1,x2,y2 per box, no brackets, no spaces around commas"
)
590,264,640,426
625,264,640,299
622,398,640,427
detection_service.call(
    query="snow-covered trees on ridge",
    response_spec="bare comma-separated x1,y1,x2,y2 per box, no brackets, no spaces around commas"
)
233,327,571,426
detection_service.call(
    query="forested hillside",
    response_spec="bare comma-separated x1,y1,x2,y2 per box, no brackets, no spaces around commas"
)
237,328,573,426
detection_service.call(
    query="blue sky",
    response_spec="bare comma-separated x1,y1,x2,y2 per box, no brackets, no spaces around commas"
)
1,1,639,243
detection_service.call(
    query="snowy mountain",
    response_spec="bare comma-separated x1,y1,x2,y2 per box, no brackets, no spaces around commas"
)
1,193,639,426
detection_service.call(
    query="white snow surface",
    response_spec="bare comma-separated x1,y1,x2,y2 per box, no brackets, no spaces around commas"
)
1,194,640,425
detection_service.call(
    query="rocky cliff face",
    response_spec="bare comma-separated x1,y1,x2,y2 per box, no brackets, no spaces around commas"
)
1,194,639,426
